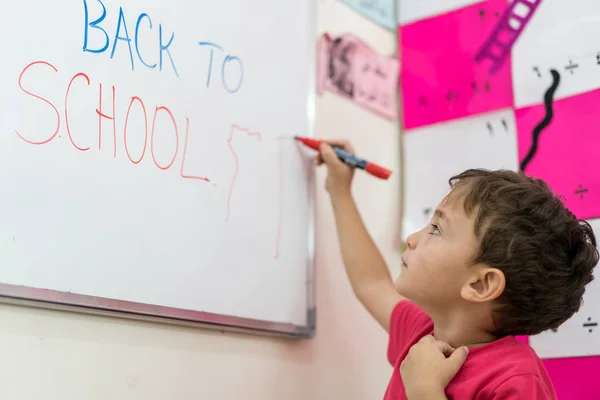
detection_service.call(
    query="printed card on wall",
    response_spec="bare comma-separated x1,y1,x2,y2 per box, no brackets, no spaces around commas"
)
341,0,397,30
397,0,483,25
512,0,600,108
402,108,519,240
528,218,600,359
317,33,399,120
400,0,514,130
516,88,600,220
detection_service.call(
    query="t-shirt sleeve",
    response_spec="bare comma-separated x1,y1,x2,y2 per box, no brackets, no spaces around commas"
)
490,374,555,399
387,300,434,365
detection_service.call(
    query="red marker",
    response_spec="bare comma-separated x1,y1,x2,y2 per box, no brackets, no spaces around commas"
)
295,136,392,180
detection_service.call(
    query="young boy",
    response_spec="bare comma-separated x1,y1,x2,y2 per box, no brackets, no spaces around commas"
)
317,141,598,399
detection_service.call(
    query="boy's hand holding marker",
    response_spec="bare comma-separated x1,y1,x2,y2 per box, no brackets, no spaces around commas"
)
295,136,392,180
316,140,356,197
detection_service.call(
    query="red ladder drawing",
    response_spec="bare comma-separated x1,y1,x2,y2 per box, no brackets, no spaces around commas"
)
475,0,543,74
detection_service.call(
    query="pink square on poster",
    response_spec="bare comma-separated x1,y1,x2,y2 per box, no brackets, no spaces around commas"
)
513,336,600,398
516,89,600,220
399,0,514,130
543,357,600,399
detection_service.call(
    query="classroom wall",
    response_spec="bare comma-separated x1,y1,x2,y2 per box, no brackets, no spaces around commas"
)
0,1,401,399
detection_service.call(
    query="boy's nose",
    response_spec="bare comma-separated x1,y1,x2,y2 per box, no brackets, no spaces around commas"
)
406,231,417,250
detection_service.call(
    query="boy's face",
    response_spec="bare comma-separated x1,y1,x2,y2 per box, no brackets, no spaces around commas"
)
396,194,480,309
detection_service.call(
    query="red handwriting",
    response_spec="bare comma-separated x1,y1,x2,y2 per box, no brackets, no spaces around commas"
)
225,131,289,260
65,73,91,151
274,138,285,260
180,118,210,182
97,83,117,157
225,124,262,222
15,60,292,259
15,61,61,145
123,96,148,164
15,59,211,184
151,106,179,170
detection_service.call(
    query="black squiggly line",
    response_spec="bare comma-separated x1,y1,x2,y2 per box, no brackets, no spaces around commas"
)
520,69,561,172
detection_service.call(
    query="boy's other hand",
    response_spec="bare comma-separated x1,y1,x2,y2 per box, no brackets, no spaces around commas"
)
317,140,355,198
400,335,469,398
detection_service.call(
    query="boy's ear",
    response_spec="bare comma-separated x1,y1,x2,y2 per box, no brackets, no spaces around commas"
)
461,266,505,302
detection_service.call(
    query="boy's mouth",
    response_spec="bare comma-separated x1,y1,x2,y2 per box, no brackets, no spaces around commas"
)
401,257,408,268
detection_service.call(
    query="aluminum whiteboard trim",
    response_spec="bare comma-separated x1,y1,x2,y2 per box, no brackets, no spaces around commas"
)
0,283,305,337
303,0,318,339
0,2,317,339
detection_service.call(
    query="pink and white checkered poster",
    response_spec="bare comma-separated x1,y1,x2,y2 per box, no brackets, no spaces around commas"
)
399,1,600,398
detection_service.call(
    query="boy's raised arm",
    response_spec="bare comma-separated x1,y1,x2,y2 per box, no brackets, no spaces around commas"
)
319,141,404,332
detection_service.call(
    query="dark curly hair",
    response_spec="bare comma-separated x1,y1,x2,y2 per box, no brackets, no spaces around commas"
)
448,169,598,336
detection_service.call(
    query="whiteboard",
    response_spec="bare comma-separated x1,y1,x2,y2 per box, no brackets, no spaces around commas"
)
0,0,316,337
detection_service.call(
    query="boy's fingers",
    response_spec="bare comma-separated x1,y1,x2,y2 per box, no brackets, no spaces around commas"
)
434,341,456,357
446,346,469,373
320,143,342,166
322,139,354,154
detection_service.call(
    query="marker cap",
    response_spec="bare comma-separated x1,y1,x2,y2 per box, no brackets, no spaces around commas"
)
365,163,392,180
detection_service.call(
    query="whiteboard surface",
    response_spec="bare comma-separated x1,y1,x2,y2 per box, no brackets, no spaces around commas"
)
0,0,315,334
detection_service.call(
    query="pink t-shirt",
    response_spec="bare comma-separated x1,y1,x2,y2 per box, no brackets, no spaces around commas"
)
383,301,557,400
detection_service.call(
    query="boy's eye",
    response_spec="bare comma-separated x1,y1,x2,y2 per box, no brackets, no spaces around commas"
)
429,224,441,235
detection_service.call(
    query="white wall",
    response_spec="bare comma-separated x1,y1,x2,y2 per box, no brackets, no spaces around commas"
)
0,1,401,398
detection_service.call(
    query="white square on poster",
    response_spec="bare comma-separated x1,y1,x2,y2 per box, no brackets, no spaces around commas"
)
513,0,600,107
528,219,600,359
402,108,518,240
398,0,483,25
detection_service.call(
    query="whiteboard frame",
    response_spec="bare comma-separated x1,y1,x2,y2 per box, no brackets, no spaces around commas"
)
0,1,317,339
